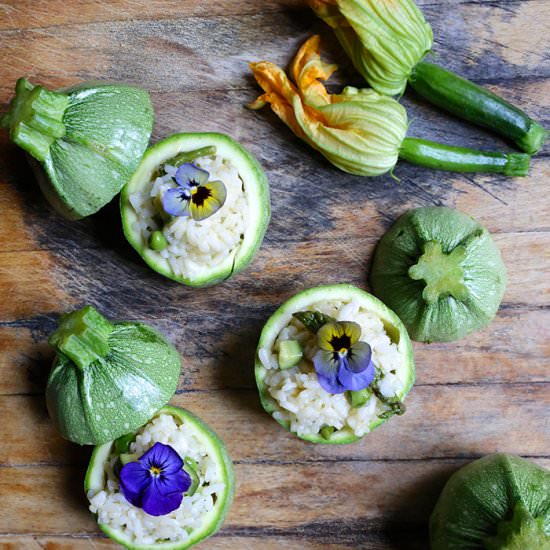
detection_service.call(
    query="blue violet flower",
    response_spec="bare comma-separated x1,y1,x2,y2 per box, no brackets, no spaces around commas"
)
119,442,192,516
162,162,227,221
313,321,375,394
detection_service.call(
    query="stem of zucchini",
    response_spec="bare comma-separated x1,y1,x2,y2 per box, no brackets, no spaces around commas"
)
408,62,548,155
399,137,530,176
483,502,550,550
49,306,115,370
0,78,68,161
408,241,468,304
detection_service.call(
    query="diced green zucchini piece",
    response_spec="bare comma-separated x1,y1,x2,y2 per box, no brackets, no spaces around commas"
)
347,388,372,408
114,432,136,455
320,426,336,440
277,340,303,370
184,457,200,497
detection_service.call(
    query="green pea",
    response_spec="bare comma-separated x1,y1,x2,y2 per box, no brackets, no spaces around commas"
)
149,230,168,251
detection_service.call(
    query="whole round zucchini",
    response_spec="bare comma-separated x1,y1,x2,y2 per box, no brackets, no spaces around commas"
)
255,284,415,444
46,306,181,445
85,405,234,550
121,132,270,287
430,453,550,549
1,78,154,219
370,207,507,342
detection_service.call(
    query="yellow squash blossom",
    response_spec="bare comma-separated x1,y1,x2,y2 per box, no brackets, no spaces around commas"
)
307,0,433,96
249,35,408,177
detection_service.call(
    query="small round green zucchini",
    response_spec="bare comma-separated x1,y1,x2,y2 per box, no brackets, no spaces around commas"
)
1,78,154,219
430,454,550,549
121,132,270,287
85,405,234,550
255,284,415,444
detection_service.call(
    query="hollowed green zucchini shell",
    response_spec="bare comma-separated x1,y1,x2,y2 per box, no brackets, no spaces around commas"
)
120,132,270,287
254,284,415,444
85,405,234,550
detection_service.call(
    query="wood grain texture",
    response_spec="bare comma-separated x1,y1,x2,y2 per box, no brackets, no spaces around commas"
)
0,0,548,549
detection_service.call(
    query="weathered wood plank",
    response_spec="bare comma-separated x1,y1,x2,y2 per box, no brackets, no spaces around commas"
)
0,0,530,32
1,384,548,466
1,306,547,396
1,459,548,540
0,252,76,322
2,142,550,254
0,1,304,31
1,0,549,99
0,225,545,322
0,535,404,550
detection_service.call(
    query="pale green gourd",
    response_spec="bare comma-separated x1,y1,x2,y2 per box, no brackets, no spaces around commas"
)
1,78,154,219
430,454,550,549
46,306,181,445
120,132,270,287
85,405,234,550
255,284,415,444
370,207,506,342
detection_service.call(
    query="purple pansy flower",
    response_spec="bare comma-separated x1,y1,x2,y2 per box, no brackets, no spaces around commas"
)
119,442,191,516
313,321,375,394
162,162,226,221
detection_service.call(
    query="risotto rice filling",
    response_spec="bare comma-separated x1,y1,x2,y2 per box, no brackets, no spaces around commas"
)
88,413,225,545
128,153,249,280
258,299,408,438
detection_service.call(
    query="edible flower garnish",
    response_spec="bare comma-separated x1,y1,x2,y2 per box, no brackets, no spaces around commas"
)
307,0,433,96
119,442,191,516
162,162,227,221
313,321,374,394
249,35,530,177
249,35,407,177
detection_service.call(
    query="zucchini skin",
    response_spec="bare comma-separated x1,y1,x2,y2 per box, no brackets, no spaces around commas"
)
399,137,530,176
430,454,550,549
1,79,154,219
85,405,234,550
370,207,507,343
46,318,181,446
408,62,548,155
254,284,415,444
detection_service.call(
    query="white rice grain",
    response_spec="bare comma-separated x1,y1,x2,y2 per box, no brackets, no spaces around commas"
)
261,299,407,438
129,155,249,280
87,414,225,545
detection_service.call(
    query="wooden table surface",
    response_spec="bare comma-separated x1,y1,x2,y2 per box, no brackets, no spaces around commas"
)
0,1,549,548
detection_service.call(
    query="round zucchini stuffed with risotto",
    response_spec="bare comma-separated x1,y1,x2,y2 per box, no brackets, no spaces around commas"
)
85,405,234,550
255,284,415,443
121,133,270,287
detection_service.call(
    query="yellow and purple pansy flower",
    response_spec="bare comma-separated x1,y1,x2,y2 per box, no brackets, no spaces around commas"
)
314,321,375,393
162,162,226,221
119,442,191,516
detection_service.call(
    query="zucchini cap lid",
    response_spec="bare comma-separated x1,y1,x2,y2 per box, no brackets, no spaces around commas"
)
1,78,154,219
430,453,550,549
370,207,506,342
46,306,181,445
